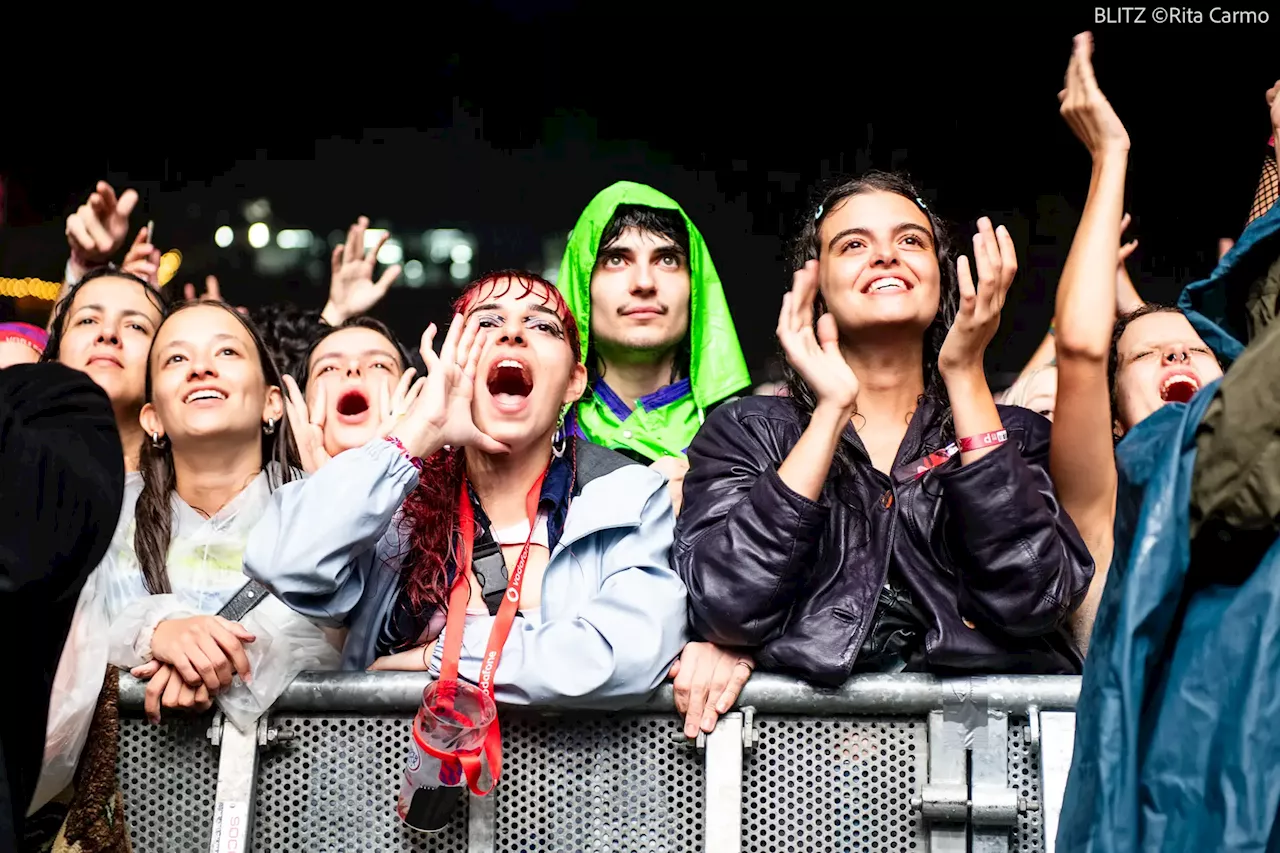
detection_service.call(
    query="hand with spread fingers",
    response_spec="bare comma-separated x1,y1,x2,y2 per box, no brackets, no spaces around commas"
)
323,216,402,325
382,316,510,459
938,217,1018,378
777,260,859,416
669,642,755,738
65,181,138,280
283,375,331,474
376,366,426,436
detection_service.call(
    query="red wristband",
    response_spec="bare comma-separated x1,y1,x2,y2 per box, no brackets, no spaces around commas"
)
384,435,424,470
957,430,1008,453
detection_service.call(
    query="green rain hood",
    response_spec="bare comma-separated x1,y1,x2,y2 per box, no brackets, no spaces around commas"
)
557,181,751,461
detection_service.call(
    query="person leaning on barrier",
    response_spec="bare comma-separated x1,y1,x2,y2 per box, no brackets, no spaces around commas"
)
244,270,689,705
0,363,124,851
674,172,1095,685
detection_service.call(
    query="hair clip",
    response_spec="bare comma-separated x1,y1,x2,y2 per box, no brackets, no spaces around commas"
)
915,197,928,210
814,204,825,221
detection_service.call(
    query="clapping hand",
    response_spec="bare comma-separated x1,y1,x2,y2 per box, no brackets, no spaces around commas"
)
938,218,1018,377
777,260,859,415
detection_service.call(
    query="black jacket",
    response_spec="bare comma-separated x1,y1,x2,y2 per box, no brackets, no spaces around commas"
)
0,364,123,849
674,395,1093,685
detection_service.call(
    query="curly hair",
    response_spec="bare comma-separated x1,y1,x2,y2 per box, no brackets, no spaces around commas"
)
784,171,961,467
247,301,328,382
396,270,581,614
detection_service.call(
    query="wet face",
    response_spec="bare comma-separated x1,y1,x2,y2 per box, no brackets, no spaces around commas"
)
816,191,941,337
465,279,587,452
0,340,41,367
1113,312,1223,432
141,304,283,451
589,227,691,361
306,326,403,456
56,277,162,410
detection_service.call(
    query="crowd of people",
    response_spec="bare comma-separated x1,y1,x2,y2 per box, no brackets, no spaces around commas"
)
1,30,1278,851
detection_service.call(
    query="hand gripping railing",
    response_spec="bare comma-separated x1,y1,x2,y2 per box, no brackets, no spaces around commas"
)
116,672,1080,853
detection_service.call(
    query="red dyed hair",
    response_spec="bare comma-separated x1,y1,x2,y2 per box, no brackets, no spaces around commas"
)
395,270,581,616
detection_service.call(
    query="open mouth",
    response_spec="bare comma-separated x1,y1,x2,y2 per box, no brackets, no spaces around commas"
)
337,390,370,417
863,276,911,294
184,388,227,404
1159,373,1201,403
487,358,533,402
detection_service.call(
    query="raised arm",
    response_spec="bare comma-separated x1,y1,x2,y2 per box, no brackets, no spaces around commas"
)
1050,33,1131,562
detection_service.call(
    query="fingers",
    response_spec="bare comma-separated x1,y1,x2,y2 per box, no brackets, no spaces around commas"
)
308,379,326,427
330,244,343,274
667,658,682,682
66,213,96,256
1074,32,1099,94
472,432,512,455
82,199,114,254
169,645,209,688
460,327,488,384
1120,212,1132,234
204,275,222,301
681,653,713,739
195,632,234,690
790,260,819,322
391,367,418,409
184,282,197,302
716,658,754,716
957,256,977,312
343,217,367,266
115,187,139,219
194,685,213,713
145,666,172,723
132,660,163,679
97,182,119,213
402,376,427,410
374,264,402,295
671,648,694,716
1118,238,1139,263
454,313,480,370
816,313,841,357
367,230,390,267
419,324,439,369
992,223,1018,290
213,617,256,682
163,669,185,708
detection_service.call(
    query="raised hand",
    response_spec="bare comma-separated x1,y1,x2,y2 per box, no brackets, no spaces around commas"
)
120,226,162,288
184,274,222,303
383,316,510,458
1058,32,1130,157
66,181,138,275
777,260,859,414
283,375,331,473
376,367,426,436
1115,213,1144,315
938,218,1018,377
323,216,401,324
1267,81,1279,140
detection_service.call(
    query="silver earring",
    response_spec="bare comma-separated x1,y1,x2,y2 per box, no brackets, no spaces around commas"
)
264,418,276,435
151,431,164,448
552,431,567,459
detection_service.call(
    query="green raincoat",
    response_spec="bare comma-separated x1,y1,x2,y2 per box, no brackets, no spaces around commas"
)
556,182,751,462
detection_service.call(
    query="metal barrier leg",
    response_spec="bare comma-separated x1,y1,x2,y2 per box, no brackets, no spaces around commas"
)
704,712,744,853
1037,712,1075,853
468,791,497,853
969,710,1012,853
206,714,260,853
924,710,969,853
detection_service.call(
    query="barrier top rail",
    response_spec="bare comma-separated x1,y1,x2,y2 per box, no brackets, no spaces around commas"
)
117,671,1081,714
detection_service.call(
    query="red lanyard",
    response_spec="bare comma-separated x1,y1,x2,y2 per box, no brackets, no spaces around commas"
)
434,471,545,795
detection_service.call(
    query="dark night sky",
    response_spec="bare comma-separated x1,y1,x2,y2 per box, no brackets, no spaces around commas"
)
2,4,1275,383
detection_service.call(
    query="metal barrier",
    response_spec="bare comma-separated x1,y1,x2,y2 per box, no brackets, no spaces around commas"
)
116,672,1080,853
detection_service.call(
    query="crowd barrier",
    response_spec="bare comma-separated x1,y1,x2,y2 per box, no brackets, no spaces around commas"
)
115,672,1080,853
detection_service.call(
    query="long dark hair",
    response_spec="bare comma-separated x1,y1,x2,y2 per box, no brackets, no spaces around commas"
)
784,171,962,460
41,268,170,364
397,270,581,614
134,301,300,594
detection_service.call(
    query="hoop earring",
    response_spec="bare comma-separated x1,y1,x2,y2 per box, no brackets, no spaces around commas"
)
264,417,276,435
151,431,164,448
552,407,568,458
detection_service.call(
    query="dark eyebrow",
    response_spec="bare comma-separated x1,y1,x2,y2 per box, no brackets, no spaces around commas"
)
599,240,685,257
312,347,400,366
466,302,561,319
160,333,241,352
826,222,932,252
73,303,155,322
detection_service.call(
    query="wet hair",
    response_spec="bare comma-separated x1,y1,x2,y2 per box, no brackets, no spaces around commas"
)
784,171,961,454
591,204,692,383
598,204,690,259
998,365,1058,418
397,270,579,614
41,267,170,365
247,302,328,382
1107,302,1190,430
133,301,300,594
299,315,416,392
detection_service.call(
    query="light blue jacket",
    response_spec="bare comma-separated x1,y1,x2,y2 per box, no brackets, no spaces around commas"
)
242,438,689,708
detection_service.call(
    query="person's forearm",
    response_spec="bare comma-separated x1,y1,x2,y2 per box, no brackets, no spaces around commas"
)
944,368,1004,466
776,403,852,501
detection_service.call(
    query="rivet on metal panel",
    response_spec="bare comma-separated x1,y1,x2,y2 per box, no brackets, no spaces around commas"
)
206,711,224,747
740,705,757,749
1028,704,1041,750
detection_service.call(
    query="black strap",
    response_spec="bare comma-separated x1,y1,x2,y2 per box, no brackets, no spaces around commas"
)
217,579,272,622
471,527,507,617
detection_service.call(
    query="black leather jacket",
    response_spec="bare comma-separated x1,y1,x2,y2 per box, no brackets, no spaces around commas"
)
674,396,1093,685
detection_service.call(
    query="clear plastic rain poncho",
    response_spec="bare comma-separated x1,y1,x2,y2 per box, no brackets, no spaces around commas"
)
31,467,341,813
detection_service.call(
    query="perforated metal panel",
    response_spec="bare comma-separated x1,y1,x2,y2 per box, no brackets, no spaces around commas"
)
118,714,218,852
742,717,926,852
495,711,705,853
252,713,468,852
1009,718,1043,853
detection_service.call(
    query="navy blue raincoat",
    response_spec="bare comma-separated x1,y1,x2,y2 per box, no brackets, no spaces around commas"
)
1058,202,1280,852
